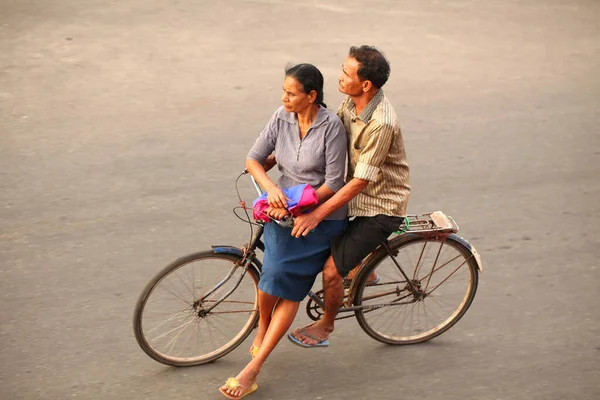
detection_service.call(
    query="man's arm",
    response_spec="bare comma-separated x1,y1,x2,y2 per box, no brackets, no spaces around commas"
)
291,177,368,238
291,121,396,238
263,154,277,172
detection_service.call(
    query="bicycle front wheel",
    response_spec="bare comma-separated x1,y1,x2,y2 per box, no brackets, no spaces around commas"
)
354,234,479,345
133,251,259,366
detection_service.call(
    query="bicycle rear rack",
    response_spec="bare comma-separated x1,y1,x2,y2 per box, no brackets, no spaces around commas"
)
401,211,459,236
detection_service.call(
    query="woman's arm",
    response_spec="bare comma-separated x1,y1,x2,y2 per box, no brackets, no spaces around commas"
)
246,108,287,208
246,158,288,209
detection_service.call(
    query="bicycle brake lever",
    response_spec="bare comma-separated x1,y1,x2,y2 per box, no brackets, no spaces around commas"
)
274,216,295,228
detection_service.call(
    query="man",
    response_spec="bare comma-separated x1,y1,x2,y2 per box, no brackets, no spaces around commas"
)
288,45,410,347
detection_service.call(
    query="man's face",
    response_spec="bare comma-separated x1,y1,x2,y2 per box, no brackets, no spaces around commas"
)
338,56,364,96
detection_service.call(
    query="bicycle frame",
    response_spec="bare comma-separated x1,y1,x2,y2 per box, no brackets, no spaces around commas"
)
209,172,480,317
134,172,483,366
306,239,421,316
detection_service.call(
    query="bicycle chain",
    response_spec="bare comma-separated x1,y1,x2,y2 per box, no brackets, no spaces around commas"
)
307,280,409,321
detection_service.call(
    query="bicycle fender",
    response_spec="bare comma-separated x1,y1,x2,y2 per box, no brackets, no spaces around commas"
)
211,245,263,274
211,245,244,257
449,234,483,272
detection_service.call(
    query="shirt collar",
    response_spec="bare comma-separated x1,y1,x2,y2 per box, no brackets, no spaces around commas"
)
355,89,384,123
279,105,329,128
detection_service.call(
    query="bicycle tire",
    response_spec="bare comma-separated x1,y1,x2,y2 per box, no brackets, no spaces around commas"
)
133,250,260,366
353,234,479,345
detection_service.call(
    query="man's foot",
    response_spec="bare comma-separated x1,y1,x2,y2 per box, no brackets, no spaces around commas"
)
344,270,380,286
288,322,333,347
219,364,260,399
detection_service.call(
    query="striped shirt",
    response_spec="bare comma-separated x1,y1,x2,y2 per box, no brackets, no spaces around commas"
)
247,105,348,220
337,90,410,217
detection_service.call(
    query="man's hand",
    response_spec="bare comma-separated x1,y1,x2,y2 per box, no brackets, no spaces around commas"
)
291,212,322,238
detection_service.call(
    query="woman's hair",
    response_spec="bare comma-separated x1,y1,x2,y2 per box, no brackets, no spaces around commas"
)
284,63,327,108
349,45,391,89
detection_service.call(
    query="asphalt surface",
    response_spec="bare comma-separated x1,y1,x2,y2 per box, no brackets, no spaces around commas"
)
1,1,599,399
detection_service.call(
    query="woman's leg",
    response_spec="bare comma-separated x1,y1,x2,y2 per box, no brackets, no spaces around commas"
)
221,299,300,398
254,298,300,361
251,289,278,354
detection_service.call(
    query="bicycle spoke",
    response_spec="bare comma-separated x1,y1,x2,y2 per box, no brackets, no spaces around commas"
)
413,240,427,279
153,314,196,343
355,236,478,344
174,267,196,302
423,242,444,291
136,253,259,365
419,253,462,281
202,314,237,347
156,282,193,306
426,260,469,295
165,317,197,354
146,309,194,335
143,306,193,318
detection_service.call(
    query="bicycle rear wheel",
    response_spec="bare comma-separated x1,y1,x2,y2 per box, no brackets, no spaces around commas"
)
133,251,259,366
354,234,479,345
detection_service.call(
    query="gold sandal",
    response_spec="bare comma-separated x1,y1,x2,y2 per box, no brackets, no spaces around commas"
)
249,345,260,358
219,377,258,400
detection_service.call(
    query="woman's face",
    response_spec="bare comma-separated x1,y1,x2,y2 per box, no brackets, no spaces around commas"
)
282,76,314,113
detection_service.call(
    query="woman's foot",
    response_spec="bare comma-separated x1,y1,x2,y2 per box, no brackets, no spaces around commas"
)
219,364,260,399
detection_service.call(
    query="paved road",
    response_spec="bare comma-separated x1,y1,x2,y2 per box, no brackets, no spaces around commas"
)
1,1,599,399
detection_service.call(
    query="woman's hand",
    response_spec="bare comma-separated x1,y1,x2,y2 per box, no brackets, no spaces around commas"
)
266,207,290,220
266,186,288,209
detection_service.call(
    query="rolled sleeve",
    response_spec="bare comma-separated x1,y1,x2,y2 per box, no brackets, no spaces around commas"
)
354,162,380,181
354,122,394,182
247,110,278,164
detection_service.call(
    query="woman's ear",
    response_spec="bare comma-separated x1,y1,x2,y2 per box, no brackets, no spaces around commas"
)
309,90,317,103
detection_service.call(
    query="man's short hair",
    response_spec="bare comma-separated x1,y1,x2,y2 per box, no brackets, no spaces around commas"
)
349,45,391,89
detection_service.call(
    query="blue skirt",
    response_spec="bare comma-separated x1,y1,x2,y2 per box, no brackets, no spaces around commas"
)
258,219,347,302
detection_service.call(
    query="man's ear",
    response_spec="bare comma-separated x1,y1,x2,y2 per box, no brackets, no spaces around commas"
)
362,80,373,92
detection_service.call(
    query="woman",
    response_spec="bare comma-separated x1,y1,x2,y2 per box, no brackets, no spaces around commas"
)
219,63,348,399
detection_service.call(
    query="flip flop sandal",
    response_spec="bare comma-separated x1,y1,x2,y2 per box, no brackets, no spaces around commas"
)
287,327,329,348
219,377,258,400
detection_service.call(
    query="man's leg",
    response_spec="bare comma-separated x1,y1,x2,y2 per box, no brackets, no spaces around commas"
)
345,263,379,283
289,215,404,346
289,255,343,345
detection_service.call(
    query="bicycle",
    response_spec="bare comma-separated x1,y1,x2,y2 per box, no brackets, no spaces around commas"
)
133,171,483,367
